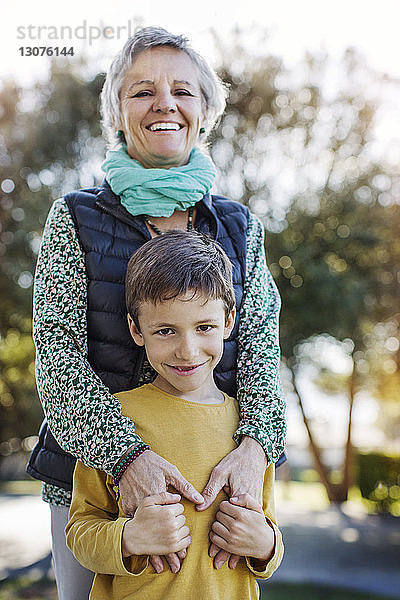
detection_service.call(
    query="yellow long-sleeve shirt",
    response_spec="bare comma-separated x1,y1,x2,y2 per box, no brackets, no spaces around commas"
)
66,384,284,599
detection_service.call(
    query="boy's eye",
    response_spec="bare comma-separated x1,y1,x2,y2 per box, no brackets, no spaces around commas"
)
156,328,174,336
197,324,214,332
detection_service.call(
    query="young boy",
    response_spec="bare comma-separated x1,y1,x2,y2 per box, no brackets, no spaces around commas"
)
66,231,284,600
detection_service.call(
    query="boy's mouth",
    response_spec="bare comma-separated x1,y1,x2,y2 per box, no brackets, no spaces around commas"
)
166,362,206,375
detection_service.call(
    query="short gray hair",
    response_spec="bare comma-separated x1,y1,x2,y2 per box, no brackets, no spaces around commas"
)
100,27,228,148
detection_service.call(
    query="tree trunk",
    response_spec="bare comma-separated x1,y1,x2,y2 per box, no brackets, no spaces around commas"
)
339,363,356,501
289,367,339,502
289,364,358,504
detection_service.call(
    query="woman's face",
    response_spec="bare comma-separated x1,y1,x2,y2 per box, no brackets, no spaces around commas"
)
118,47,204,169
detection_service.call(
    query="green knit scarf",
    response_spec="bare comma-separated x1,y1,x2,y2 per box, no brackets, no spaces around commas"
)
101,146,216,218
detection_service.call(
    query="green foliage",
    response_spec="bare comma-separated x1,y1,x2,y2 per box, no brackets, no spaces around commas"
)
267,193,400,358
0,328,38,440
211,36,399,364
0,60,104,443
208,31,400,503
0,35,399,455
211,31,400,460
356,452,400,515
0,577,57,600
0,62,104,335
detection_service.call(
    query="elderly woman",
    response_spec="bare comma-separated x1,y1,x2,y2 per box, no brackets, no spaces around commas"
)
27,27,286,600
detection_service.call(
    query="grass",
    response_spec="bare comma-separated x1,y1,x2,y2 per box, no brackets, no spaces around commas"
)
274,479,400,517
0,577,57,600
275,480,331,511
0,478,397,600
1,478,397,517
0,577,396,600
0,480,42,495
260,582,397,600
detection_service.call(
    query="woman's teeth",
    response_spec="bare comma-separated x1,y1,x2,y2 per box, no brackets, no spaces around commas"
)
148,122,181,131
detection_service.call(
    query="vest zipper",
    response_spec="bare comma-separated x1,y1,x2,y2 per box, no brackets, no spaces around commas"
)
96,200,151,240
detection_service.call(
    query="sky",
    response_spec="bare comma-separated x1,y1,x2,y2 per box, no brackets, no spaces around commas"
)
1,0,400,84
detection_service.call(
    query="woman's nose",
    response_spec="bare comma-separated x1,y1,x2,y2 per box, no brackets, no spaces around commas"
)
152,90,177,113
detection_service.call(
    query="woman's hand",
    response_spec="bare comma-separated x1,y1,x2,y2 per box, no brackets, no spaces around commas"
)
119,449,203,573
209,494,275,566
122,492,191,572
196,436,267,569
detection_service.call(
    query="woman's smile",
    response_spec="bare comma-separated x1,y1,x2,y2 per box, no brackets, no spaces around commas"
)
119,47,204,169
146,121,184,132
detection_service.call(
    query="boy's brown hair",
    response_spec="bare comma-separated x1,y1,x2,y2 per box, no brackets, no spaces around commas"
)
125,230,235,328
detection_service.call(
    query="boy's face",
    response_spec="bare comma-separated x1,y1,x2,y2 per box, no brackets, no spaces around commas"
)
128,292,235,402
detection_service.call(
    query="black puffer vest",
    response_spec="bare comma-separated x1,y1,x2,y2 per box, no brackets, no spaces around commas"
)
27,181,250,491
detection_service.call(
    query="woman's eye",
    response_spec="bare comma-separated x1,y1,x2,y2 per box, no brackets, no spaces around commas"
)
175,89,191,96
133,90,152,98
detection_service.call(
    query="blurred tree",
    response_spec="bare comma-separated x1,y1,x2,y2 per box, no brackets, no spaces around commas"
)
268,195,400,501
210,31,400,502
1,33,399,505
0,60,104,444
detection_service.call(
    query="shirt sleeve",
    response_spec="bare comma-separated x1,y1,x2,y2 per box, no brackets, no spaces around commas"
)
33,198,142,474
245,463,284,579
234,212,286,462
65,462,148,576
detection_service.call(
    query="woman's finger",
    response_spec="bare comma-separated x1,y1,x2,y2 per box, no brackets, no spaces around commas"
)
213,548,232,569
167,467,204,504
197,467,227,511
143,492,181,506
209,542,220,558
209,532,228,555
177,548,187,560
164,553,181,574
230,493,263,512
149,555,164,574
228,553,241,569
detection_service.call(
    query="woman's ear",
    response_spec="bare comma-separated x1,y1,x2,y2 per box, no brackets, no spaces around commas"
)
127,314,145,346
223,307,236,340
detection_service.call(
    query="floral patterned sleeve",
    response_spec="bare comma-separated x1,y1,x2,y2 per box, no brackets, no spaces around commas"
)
33,198,142,475
234,212,286,463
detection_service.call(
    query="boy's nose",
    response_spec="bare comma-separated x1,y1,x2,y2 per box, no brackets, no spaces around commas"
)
174,336,198,361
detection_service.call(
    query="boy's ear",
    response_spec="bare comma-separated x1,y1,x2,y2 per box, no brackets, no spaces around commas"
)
223,307,236,340
127,314,145,346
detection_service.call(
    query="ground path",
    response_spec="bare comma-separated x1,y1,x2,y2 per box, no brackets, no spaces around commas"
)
1,492,399,598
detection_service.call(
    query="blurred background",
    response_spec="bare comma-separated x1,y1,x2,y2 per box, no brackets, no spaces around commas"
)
0,1,399,599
